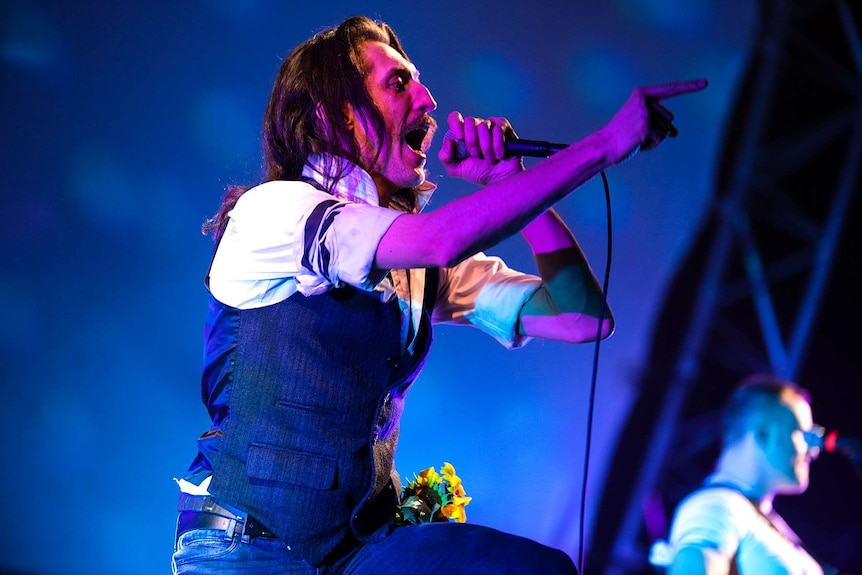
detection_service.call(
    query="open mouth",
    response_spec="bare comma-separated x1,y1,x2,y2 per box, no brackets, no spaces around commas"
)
403,121,435,155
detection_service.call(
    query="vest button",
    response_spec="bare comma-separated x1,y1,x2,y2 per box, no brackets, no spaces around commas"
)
386,357,399,369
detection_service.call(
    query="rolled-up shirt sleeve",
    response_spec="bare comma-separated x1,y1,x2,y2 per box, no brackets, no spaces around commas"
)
294,198,402,294
209,180,401,296
433,253,542,349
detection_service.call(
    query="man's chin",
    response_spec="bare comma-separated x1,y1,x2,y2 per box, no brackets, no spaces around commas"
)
411,171,427,189
399,168,426,190
777,474,809,494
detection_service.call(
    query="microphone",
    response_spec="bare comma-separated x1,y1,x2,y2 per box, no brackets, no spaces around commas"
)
806,426,862,461
445,130,567,159
823,430,862,458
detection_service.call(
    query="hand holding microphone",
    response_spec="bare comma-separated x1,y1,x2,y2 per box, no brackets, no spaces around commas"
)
445,130,568,160
438,111,526,186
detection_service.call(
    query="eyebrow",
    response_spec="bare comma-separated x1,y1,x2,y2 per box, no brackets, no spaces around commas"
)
367,50,419,80
383,62,419,82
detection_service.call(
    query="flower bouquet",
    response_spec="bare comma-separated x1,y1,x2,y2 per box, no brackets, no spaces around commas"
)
395,462,472,526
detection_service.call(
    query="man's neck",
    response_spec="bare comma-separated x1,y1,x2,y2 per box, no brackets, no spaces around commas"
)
369,173,395,208
711,454,774,504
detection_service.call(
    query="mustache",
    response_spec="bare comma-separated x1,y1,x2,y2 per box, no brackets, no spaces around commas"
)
403,114,437,136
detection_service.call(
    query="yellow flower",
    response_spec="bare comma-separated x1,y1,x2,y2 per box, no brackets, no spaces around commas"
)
398,462,470,526
416,466,441,487
452,493,472,507
441,461,462,489
442,503,467,523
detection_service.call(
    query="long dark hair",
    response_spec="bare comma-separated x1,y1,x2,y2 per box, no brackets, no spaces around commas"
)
203,15,416,239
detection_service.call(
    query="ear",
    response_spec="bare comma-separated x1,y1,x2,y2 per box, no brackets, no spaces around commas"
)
752,416,774,450
341,102,356,130
314,103,354,131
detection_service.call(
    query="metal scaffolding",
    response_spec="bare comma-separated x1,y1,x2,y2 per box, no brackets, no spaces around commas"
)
594,1,862,572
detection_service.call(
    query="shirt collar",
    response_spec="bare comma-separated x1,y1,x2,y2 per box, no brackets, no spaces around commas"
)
301,154,436,213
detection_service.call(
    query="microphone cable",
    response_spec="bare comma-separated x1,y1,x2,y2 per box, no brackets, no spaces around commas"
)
577,170,612,574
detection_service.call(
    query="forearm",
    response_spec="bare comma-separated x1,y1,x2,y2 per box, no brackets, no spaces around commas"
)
375,131,612,270
521,208,579,253
523,210,607,315
513,209,613,342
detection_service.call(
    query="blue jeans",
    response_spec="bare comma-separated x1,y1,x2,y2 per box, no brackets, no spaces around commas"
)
172,528,312,575
172,521,578,574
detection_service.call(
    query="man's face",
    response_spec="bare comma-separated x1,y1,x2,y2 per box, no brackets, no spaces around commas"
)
765,391,817,494
348,41,437,205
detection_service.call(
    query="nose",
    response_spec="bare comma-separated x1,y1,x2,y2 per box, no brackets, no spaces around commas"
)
414,81,437,113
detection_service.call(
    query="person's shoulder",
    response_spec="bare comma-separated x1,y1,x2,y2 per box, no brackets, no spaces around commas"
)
668,487,756,549
682,486,752,508
676,486,758,526
233,180,326,214
240,179,313,200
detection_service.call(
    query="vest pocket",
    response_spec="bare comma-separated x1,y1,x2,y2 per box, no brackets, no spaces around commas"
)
246,443,337,490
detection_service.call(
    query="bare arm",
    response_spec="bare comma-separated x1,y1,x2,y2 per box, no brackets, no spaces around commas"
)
376,79,707,270
517,209,614,343
375,80,706,343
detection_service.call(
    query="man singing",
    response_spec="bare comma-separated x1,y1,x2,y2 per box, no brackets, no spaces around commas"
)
172,14,706,575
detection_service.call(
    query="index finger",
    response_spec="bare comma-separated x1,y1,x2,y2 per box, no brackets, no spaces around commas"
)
446,110,466,140
642,78,708,100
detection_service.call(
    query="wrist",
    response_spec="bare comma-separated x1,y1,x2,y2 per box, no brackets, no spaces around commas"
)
594,125,634,166
481,159,524,186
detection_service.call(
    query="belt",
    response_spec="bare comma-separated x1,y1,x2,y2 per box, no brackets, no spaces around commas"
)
177,510,278,541
176,494,277,542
